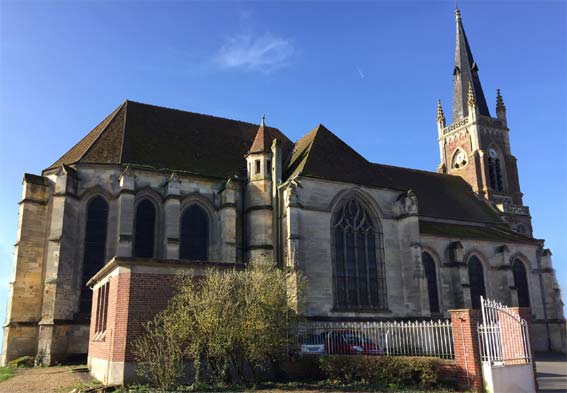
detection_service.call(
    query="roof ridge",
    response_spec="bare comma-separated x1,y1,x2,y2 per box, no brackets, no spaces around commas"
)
118,100,129,164
371,162,463,179
124,99,287,137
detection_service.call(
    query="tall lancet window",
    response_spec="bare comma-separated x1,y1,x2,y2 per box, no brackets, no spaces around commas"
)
422,252,440,313
487,147,504,192
81,196,109,313
333,197,386,309
512,259,530,308
180,205,209,261
134,199,156,258
468,256,486,309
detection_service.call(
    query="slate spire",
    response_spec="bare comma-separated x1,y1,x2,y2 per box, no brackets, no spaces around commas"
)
452,7,490,121
248,114,271,154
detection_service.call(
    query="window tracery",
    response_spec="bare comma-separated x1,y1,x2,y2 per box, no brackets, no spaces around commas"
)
333,197,386,309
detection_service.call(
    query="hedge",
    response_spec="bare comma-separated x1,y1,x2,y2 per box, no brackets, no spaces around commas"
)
319,355,442,389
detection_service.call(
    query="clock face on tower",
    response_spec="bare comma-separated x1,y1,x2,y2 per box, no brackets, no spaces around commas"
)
488,147,498,158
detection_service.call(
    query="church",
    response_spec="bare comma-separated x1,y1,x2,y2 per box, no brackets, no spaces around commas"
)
2,8,565,378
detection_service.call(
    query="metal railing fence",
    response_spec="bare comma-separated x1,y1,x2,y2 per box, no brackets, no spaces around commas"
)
478,296,532,365
290,320,454,359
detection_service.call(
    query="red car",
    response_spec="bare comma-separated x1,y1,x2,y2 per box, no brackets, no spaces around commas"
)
322,330,384,355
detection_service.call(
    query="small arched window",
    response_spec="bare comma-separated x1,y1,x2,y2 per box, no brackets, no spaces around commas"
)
81,196,109,313
422,252,440,313
134,199,156,258
512,259,530,307
468,256,486,309
333,197,386,309
180,204,209,261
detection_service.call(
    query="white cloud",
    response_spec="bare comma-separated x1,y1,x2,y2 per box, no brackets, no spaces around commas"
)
215,33,294,73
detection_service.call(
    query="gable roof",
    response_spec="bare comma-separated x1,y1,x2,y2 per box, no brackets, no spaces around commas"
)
286,124,502,224
47,100,292,179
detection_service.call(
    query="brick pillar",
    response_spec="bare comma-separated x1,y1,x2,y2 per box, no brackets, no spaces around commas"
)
511,307,538,391
449,309,483,393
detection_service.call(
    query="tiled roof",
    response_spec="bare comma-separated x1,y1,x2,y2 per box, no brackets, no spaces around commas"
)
48,100,509,227
46,100,292,179
286,124,502,224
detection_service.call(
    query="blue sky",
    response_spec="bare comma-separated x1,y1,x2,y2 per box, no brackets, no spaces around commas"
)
0,1,565,343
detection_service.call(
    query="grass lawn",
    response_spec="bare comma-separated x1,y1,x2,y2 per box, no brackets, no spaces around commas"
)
0,366,14,382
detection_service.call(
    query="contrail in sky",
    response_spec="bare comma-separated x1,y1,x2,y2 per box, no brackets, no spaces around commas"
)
356,65,365,79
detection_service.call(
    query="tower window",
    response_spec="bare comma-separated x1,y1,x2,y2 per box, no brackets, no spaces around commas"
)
333,197,386,310
266,160,271,176
487,148,504,192
255,160,261,174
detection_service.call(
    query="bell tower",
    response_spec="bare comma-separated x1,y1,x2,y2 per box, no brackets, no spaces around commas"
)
437,8,533,236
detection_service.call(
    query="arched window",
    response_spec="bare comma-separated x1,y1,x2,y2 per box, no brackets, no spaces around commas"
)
81,196,109,313
487,147,504,192
422,252,440,313
512,259,530,307
333,197,386,309
180,204,209,261
134,199,156,258
468,256,486,309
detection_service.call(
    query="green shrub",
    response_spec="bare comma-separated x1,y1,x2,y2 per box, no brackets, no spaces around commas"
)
319,355,441,389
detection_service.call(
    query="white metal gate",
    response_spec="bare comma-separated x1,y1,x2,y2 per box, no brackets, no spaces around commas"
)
477,296,535,393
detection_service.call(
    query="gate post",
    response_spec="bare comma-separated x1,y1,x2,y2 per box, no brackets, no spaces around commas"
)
510,307,538,391
449,309,484,393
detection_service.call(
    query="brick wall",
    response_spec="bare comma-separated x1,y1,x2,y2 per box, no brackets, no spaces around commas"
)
449,309,483,393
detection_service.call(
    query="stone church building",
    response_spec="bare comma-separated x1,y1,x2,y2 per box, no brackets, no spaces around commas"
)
2,9,565,379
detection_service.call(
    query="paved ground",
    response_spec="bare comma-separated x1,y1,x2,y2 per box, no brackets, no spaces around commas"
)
536,352,567,393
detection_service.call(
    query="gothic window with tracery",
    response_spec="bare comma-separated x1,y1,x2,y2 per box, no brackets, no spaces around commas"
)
81,196,109,313
422,252,440,313
134,199,156,258
468,256,486,309
333,197,386,309
512,259,530,307
180,204,209,261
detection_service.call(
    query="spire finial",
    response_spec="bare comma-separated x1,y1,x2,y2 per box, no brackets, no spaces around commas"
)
496,89,505,109
436,99,445,122
467,81,476,106
260,114,265,127
455,6,461,22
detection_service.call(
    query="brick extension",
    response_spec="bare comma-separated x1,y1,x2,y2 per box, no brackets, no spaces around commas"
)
87,257,241,385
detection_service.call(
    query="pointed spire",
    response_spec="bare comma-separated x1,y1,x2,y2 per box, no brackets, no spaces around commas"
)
248,114,271,154
436,99,445,121
452,7,490,122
